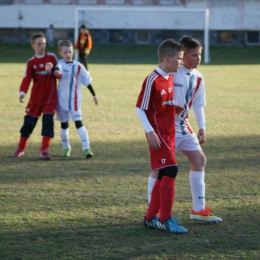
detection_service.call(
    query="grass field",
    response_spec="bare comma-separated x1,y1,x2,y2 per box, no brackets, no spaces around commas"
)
0,44,260,260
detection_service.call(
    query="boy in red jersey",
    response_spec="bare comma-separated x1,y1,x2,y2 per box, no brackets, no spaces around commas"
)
136,39,187,233
13,31,58,160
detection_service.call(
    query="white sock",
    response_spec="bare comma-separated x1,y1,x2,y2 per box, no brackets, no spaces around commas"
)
77,126,90,151
60,128,71,150
148,176,157,204
189,170,205,212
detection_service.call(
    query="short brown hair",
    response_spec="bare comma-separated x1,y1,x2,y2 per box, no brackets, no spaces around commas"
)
58,40,73,51
179,36,203,51
158,39,185,62
30,31,46,44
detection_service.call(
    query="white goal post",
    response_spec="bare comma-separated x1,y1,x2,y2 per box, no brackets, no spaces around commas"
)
74,7,210,63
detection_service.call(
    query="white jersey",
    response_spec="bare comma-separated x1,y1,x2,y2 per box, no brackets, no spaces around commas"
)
56,59,92,112
172,65,206,135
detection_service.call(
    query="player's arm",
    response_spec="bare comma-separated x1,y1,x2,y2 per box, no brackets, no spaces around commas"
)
53,61,62,79
193,106,206,144
135,107,161,150
87,84,98,105
19,62,33,102
85,33,92,54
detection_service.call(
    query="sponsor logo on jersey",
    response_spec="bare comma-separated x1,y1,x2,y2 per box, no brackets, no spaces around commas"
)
162,100,175,106
36,71,52,75
33,65,37,69
174,83,183,87
159,158,166,164
161,89,166,95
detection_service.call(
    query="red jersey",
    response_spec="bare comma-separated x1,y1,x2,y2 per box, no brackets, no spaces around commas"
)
20,52,58,106
136,69,175,151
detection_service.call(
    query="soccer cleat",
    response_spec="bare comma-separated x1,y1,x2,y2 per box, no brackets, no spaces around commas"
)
13,147,24,158
83,148,93,159
158,217,187,234
61,148,71,157
39,150,51,160
190,206,222,223
144,216,159,229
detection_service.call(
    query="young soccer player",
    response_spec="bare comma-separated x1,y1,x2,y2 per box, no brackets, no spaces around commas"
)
136,39,187,233
147,36,222,223
13,31,58,160
54,40,98,158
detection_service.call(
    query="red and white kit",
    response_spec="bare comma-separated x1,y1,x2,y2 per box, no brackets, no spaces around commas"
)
20,52,58,116
136,67,177,170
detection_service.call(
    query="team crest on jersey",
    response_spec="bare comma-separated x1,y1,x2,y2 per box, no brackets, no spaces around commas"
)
33,65,37,69
40,64,44,68
168,87,172,93
161,89,166,95
26,108,30,112
159,158,166,164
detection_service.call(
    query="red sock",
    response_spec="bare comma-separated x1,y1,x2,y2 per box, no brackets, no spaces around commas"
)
40,136,51,151
159,176,175,222
146,179,161,220
18,136,29,151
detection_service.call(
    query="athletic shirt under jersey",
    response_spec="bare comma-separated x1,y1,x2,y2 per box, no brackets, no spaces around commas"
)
20,52,58,105
56,59,92,112
136,67,175,150
172,65,206,135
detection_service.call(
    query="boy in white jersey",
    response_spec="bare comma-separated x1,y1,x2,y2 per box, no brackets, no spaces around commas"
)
54,40,98,158
147,36,222,223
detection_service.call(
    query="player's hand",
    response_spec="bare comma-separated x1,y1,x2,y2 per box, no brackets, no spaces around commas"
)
45,62,53,71
19,93,25,103
175,105,185,115
93,96,98,105
198,129,206,144
54,70,62,77
147,131,161,151
84,48,90,55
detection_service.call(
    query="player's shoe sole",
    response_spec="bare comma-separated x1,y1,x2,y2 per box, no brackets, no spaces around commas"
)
190,206,222,223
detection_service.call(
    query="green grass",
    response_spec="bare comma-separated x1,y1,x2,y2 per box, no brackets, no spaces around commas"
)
0,44,260,259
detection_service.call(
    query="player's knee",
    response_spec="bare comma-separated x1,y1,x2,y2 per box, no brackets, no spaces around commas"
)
197,153,207,169
20,115,38,137
75,120,83,129
61,122,69,129
164,165,178,178
42,114,54,138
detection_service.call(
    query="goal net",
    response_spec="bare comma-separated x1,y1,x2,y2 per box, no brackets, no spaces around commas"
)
74,7,209,63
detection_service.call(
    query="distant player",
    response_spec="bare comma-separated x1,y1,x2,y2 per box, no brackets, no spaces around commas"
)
13,31,58,160
136,39,187,233
54,40,98,158
147,36,222,223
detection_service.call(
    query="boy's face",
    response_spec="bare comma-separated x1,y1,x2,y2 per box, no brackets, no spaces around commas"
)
59,46,73,62
183,47,202,70
31,37,46,55
166,51,184,73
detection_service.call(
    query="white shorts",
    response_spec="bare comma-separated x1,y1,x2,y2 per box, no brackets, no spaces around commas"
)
175,132,202,153
56,109,82,122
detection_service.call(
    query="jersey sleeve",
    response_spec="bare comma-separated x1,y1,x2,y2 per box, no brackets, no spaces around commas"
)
80,64,92,86
191,76,206,109
19,60,33,94
136,76,154,110
87,33,92,51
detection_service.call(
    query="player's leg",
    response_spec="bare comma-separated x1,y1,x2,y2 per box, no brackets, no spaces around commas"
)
181,133,222,222
157,165,187,233
79,54,88,70
13,104,40,157
56,109,71,157
40,104,56,160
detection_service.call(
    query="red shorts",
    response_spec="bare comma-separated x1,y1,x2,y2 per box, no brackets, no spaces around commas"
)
25,102,56,117
149,148,177,171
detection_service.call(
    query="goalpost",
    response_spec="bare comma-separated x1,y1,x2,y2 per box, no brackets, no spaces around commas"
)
74,7,210,63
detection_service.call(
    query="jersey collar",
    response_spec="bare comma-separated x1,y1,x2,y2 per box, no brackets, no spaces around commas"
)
156,66,170,80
